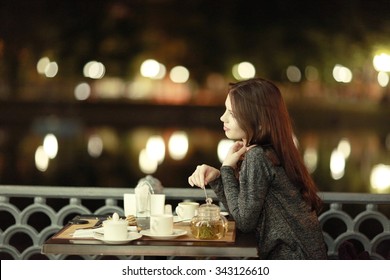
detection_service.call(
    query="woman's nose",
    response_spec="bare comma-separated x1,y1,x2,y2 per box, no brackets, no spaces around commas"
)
220,111,226,122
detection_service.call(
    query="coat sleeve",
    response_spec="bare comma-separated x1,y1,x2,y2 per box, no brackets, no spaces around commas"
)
209,147,273,232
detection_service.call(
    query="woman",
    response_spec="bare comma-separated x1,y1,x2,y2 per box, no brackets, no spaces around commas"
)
188,77,327,259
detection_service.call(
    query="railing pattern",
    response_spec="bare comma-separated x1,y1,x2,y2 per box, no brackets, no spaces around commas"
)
0,185,389,260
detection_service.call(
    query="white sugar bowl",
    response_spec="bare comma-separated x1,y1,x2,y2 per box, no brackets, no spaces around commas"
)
103,212,128,240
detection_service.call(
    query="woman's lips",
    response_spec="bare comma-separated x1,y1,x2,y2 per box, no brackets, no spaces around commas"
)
223,126,229,131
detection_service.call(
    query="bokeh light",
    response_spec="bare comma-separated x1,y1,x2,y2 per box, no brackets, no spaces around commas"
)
305,66,319,81
43,133,58,159
370,164,390,192
217,139,234,163
304,147,318,173
373,52,390,72
35,146,49,172
74,82,91,100
88,134,104,158
83,61,106,79
140,59,166,79
337,138,351,159
333,64,353,83
168,131,189,160
146,135,165,164
377,71,389,87
169,66,190,83
36,57,50,74
330,148,345,180
286,65,302,82
232,61,256,80
139,148,158,174
45,61,59,78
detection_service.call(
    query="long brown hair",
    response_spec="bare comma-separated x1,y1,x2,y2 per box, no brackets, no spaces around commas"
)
228,77,322,212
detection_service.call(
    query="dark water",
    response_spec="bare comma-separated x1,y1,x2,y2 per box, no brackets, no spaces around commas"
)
0,100,389,194
1,123,389,194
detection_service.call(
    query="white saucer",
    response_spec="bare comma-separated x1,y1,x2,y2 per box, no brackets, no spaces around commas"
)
93,232,142,244
140,229,187,240
93,226,138,235
173,216,192,224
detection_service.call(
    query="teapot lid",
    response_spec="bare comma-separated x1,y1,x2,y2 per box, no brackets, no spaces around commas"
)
198,198,220,214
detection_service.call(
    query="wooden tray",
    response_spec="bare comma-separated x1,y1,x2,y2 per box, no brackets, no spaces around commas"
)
54,219,236,243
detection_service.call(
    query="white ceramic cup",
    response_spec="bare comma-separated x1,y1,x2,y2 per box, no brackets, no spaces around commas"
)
103,219,128,240
175,201,199,220
123,193,136,216
150,194,166,215
150,214,173,236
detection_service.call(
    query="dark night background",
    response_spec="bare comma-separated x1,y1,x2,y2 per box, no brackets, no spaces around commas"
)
0,0,390,193
1,0,390,87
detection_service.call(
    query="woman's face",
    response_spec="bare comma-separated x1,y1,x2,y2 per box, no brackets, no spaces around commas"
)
220,95,246,142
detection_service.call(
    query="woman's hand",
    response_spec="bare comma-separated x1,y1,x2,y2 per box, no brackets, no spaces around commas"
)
188,164,220,188
222,141,247,167
223,141,257,168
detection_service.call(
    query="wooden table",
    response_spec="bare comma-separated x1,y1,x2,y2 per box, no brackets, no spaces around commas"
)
41,215,258,258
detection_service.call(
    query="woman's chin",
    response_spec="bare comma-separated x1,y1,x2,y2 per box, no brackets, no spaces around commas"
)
224,132,233,139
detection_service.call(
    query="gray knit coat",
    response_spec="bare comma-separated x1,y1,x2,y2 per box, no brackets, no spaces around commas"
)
209,146,328,259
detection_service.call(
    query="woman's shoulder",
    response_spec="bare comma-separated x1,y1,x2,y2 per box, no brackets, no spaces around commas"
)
242,145,276,178
246,145,280,167
245,145,268,162
246,145,265,156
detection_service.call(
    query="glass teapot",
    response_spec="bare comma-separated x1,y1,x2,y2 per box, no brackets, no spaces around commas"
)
190,198,228,240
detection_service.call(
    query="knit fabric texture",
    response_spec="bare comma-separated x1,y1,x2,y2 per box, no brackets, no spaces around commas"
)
209,146,327,259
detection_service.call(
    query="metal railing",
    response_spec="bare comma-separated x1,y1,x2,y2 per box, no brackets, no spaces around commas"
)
0,185,389,260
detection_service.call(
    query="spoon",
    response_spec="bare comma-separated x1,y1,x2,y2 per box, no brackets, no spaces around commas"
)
203,187,213,204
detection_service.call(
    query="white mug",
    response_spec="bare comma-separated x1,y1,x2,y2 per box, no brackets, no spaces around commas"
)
103,219,128,240
175,201,199,220
123,193,136,216
150,214,173,236
150,194,166,215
